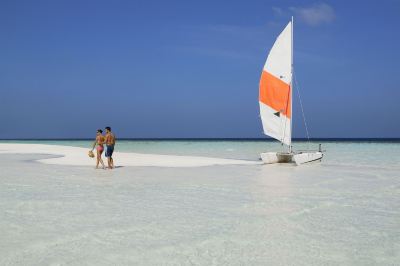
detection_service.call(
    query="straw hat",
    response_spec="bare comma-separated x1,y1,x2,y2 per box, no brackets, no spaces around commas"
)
88,150,95,158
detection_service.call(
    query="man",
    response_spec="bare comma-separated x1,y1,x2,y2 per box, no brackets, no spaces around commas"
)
104,126,116,169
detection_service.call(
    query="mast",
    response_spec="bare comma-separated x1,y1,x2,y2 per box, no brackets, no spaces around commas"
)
290,16,293,153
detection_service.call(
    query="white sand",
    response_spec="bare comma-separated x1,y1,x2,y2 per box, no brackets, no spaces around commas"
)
0,143,259,167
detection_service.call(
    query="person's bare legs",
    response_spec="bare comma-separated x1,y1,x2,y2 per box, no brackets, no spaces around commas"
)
96,154,99,169
99,156,105,169
107,157,113,169
97,150,105,169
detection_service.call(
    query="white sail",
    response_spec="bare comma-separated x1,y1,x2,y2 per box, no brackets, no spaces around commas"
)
259,21,292,146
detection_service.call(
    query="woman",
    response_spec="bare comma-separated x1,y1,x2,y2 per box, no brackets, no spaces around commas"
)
91,129,106,169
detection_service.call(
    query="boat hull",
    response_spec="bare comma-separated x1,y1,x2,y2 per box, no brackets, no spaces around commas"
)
293,152,323,165
260,152,293,164
260,151,323,165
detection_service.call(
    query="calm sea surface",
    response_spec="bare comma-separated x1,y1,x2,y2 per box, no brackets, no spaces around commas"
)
1,140,399,265
1,139,399,169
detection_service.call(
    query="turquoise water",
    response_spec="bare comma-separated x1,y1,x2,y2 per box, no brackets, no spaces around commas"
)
1,139,399,169
1,140,399,264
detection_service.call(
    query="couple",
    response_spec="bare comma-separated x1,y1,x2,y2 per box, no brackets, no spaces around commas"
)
91,126,116,169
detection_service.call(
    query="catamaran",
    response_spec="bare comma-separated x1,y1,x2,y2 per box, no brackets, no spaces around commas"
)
259,17,323,165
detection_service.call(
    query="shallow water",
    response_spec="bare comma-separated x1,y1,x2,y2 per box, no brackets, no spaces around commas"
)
1,139,400,167
0,141,399,265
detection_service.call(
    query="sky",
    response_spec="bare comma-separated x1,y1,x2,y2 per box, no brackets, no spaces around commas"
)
1,0,400,139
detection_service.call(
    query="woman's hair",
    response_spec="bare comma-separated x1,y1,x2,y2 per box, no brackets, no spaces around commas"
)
97,129,103,133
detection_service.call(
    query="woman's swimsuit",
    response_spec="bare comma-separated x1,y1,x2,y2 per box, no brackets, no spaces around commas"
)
96,136,105,152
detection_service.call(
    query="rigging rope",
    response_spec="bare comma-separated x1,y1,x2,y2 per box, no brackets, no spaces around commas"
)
293,70,311,149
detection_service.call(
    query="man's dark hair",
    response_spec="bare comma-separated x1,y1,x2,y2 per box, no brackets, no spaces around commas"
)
105,126,111,131
97,129,103,133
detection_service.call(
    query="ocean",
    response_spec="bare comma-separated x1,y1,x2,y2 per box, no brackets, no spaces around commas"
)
1,139,400,168
0,139,399,265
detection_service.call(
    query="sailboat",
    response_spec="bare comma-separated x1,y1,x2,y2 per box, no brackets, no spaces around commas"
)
259,17,323,165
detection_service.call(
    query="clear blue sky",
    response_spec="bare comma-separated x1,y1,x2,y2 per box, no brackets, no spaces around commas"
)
1,0,399,138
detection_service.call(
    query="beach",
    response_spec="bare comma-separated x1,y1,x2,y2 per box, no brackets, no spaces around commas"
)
0,143,259,167
0,141,399,265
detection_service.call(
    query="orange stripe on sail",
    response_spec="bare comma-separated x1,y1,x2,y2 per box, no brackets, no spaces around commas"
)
259,70,291,118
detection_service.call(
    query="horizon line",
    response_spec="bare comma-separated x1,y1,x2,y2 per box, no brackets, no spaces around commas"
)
1,137,400,142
